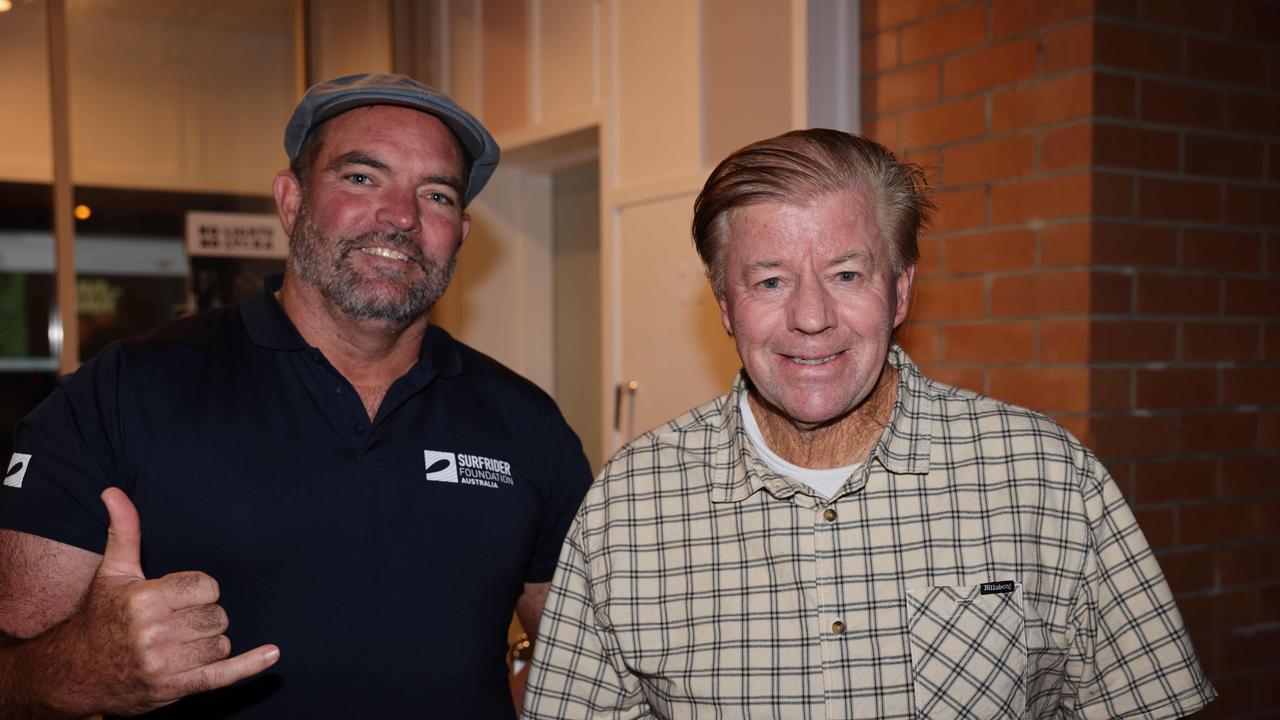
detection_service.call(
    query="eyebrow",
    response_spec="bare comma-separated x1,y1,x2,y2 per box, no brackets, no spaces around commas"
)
829,250,871,267
328,152,466,194
328,151,390,174
745,251,873,274
423,173,465,195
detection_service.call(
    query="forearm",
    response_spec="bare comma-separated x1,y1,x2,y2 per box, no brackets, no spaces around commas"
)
0,628,90,720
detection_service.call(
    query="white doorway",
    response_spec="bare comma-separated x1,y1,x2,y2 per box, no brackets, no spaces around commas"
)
433,127,605,471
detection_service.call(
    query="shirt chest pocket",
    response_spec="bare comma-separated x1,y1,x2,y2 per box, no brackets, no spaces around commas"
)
906,582,1028,720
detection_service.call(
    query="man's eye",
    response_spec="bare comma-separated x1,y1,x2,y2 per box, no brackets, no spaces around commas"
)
836,271,858,282
427,192,454,205
760,278,781,289
346,174,372,185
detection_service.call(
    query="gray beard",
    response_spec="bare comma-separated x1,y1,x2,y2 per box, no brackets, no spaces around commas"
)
289,203,458,324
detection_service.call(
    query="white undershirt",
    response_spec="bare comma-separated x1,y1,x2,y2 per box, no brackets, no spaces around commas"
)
739,392,862,498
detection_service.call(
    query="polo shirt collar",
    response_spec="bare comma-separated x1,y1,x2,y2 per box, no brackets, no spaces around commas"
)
242,275,308,350
711,344,933,504
241,274,463,378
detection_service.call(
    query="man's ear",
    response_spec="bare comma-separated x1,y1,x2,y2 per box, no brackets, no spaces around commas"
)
893,264,916,329
459,212,471,248
717,291,734,337
273,170,303,237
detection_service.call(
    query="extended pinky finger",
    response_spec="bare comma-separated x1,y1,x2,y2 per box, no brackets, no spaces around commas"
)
175,644,281,696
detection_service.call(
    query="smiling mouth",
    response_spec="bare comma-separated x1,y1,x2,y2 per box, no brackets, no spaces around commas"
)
359,246,412,262
786,352,844,366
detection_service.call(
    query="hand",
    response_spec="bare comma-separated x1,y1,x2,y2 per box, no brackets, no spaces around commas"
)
46,488,279,716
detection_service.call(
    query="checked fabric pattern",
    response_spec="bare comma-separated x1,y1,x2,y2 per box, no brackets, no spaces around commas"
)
523,347,1215,720
907,584,1027,719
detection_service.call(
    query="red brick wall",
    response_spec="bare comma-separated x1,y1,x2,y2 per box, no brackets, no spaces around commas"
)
862,1,1280,715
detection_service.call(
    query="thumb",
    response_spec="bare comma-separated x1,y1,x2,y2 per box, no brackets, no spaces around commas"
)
99,487,144,579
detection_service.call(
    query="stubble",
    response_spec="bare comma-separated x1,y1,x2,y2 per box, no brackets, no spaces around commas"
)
288,197,458,324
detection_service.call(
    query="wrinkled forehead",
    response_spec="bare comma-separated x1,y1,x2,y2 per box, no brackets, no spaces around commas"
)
721,193,889,261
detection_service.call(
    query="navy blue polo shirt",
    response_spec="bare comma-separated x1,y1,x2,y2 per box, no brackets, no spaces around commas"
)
0,278,593,718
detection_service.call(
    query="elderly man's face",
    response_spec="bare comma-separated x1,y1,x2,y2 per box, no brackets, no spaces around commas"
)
281,105,470,323
717,191,913,430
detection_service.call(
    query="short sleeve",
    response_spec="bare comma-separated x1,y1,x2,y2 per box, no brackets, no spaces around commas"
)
1067,453,1216,719
0,347,125,553
523,397,594,584
522,516,652,719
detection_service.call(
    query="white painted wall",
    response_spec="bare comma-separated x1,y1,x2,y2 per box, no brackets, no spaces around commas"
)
0,1,299,194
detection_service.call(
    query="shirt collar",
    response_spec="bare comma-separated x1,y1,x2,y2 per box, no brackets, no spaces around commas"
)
242,274,308,350
711,345,933,504
241,274,463,379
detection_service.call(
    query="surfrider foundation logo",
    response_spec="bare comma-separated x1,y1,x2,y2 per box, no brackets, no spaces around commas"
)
423,450,460,483
423,449,514,489
5,453,31,488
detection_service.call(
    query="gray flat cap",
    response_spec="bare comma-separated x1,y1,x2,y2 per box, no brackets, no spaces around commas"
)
284,73,499,205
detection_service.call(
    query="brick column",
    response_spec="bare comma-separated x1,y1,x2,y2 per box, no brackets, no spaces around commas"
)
862,1,1280,715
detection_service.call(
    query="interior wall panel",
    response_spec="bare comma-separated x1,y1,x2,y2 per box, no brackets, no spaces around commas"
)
196,29,296,193
67,9,186,188
613,0,701,188
447,0,482,114
58,1,296,194
308,0,392,81
535,0,598,125
704,0,792,164
480,0,530,135
617,194,740,440
0,1,54,182
436,165,554,393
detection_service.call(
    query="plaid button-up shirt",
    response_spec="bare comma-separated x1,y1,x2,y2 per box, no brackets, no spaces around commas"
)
524,347,1214,719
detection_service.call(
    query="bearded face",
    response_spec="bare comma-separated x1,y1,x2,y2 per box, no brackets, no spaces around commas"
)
288,195,459,324
277,106,471,326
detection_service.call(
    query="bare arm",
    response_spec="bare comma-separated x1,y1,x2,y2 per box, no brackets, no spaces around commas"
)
0,530,100,638
0,490,280,718
0,530,101,719
514,581,551,642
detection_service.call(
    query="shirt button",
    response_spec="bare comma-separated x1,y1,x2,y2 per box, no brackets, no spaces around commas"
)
831,620,846,635
353,422,366,434
335,386,345,395
823,508,837,522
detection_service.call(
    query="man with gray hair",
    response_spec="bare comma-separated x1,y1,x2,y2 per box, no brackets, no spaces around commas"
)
0,74,592,718
523,129,1214,719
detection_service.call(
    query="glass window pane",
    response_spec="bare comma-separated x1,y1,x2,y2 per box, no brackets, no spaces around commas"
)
0,2,57,463
64,0,297,358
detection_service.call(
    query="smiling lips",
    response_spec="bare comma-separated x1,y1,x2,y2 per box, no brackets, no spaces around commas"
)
359,246,412,262
784,351,845,366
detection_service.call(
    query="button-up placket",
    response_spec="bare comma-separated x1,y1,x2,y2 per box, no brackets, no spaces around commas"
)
814,468,871,719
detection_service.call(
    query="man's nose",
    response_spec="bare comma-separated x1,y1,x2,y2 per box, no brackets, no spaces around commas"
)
787,274,837,334
375,189,421,232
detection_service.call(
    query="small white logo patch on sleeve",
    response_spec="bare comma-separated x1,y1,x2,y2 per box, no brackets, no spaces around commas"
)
4,453,31,488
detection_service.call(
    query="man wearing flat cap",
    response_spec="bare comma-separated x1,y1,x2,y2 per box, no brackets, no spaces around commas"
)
0,74,592,718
